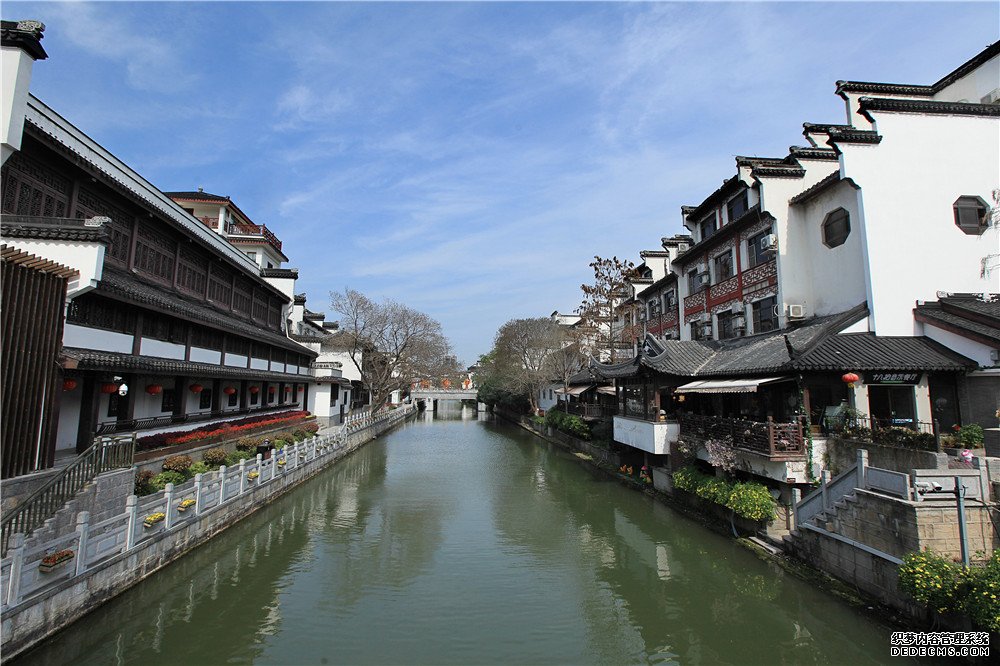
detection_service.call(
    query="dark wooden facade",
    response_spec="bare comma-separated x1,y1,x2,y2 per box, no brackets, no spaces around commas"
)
0,247,75,478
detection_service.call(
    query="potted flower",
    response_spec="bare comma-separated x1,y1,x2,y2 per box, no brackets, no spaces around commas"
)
38,549,75,573
247,471,260,482
177,498,196,513
277,458,286,467
143,512,166,528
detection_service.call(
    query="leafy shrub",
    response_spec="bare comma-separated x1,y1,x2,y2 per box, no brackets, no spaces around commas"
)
236,437,261,452
135,470,156,496
898,550,1000,631
187,462,211,478
543,409,591,440
151,471,187,491
728,482,777,522
162,455,193,473
671,465,776,522
224,450,256,467
958,424,985,447
202,447,228,467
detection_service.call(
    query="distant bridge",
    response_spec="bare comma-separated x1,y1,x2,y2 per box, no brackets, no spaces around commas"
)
410,388,481,411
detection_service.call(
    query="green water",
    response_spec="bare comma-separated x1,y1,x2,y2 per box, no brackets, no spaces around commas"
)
15,408,906,665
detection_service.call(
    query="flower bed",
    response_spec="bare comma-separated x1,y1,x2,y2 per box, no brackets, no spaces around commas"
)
38,549,74,573
143,512,166,528
136,411,312,452
177,499,196,512
898,550,1000,632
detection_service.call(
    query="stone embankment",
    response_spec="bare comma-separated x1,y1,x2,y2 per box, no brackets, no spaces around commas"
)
0,405,416,659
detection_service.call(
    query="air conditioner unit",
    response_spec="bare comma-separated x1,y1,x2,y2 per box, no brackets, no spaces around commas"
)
787,303,807,320
760,233,778,252
731,303,744,315
700,322,714,337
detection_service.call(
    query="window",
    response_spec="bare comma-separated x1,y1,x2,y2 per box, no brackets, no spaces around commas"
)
199,389,213,410
953,196,989,235
663,290,676,312
267,261,274,269
182,207,195,216
691,321,710,341
107,393,121,418
822,208,850,248
250,391,259,406
699,213,716,241
713,251,733,283
246,251,257,262
752,296,778,333
726,190,749,223
746,228,772,268
648,298,660,320
688,269,705,294
228,391,238,407
717,311,736,339
161,389,175,413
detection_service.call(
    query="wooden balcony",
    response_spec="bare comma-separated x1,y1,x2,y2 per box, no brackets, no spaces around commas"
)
231,222,283,253
678,413,806,461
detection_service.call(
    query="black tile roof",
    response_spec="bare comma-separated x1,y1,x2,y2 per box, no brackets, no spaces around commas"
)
261,267,298,279
835,41,1000,97
1,215,110,243
859,97,1000,119
790,333,975,371
63,347,312,381
1,20,47,60
674,207,772,267
788,146,839,161
788,172,855,206
165,190,228,203
592,304,872,379
96,268,315,357
914,294,1000,348
683,174,743,223
825,127,883,145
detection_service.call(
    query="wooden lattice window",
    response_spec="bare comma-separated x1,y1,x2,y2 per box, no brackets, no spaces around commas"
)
232,280,252,315
267,301,281,328
190,327,223,350
177,244,207,296
66,295,137,334
1,151,71,217
75,187,132,265
143,313,186,343
134,224,176,282
252,290,268,321
228,336,251,356
207,266,231,306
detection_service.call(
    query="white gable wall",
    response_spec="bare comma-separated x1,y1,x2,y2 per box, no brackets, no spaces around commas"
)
838,111,999,335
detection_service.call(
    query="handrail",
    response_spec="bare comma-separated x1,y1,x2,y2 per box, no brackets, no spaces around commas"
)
1,434,135,555
95,402,301,435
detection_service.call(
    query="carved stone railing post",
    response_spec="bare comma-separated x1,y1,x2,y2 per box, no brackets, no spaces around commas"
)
218,465,227,506
124,495,138,550
164,484,175,529
194,473,204,515
6,533,25,607
74,511,91,576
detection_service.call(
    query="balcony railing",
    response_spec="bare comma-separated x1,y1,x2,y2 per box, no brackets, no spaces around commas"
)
95,401,301,435
231,222,283,252
678,412,806,460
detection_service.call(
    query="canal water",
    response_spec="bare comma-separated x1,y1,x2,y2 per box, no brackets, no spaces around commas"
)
16,408,907,665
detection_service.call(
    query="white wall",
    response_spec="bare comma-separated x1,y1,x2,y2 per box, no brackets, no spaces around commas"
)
840,112,999,335
612,416,677,455
784,178,868,316
936,54,1000,103
139,338,185,360
6,239,105,297
63,324,132,354
55,389,81,451
190,347,221,365
538,383,560,412
1,44,33,164
224,353,248,368
919,323,995,368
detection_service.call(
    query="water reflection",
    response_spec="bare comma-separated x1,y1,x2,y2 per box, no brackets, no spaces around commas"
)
14,413,909,666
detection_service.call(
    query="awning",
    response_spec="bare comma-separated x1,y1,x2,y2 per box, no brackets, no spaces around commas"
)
674,376,791,394
596,386,617,396
555,385,593,396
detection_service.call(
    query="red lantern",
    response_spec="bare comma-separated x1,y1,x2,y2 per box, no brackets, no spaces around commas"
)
100,383,118,394
223,387,237,395
268,386,276,393
841,372,859,384
298,385,304,392
145,384,163,396
189,384,204,394
249,386,260,394
284,386,291,392
62,378,78,392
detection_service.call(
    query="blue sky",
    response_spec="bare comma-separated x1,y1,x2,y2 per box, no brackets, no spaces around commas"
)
6,1,998,364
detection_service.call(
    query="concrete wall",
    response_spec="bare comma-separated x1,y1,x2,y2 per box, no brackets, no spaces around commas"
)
825,437,948,475
0,406,415,659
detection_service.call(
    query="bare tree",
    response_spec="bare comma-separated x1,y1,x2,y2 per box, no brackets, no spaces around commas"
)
491,317,563,413
577,255,638,363
331,288,454,409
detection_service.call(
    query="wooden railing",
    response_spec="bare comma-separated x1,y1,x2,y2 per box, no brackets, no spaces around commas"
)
95,402,301,435
678,413,805,459
231,222,283,251
1,434,135,555
562,403,617,419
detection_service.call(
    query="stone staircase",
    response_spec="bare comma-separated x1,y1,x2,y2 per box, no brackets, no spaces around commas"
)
783,492,859,551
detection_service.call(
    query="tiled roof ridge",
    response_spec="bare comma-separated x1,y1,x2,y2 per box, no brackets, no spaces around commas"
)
836,41,1000,96
788,172,856,206
858,97,1000,118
